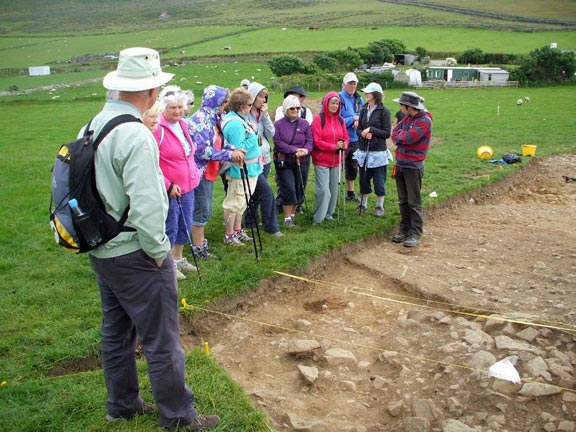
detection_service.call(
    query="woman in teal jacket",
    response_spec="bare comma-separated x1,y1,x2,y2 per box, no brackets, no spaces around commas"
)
221,87,260,246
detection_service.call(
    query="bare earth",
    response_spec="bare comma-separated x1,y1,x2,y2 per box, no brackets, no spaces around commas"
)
183,154,576,432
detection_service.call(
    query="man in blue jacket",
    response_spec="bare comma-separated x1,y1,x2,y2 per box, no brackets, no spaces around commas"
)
339,72,364,202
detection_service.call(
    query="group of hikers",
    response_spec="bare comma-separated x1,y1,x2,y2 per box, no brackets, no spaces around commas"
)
136,66,433,280
79,47,432,430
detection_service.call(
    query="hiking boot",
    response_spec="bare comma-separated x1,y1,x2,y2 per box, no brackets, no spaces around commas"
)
346,193,360,203
235,230,252,242
355,205,367,215
404,236,421,247
223,234,244,246
106,402,155,422
175,257,196,273
374,206,385,217
392,232,409,243
284,218,296,228
178,414,220,431
193,245,220,260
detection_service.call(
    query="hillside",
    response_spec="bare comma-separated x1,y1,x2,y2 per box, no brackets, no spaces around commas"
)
1,0,575,33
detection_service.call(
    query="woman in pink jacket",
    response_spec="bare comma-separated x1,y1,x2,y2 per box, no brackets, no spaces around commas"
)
311,91,349,224
154,86,201,280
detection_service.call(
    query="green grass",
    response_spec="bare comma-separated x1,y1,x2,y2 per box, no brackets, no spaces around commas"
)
0,7,575,429
2,25,574,70
2,0,574,34
1,80,576,430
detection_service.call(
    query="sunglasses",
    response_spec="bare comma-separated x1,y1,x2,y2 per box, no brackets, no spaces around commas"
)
288,107,301,111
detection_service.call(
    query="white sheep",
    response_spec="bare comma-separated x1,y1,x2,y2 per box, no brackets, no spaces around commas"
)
524,96,531,103
516,99,523,106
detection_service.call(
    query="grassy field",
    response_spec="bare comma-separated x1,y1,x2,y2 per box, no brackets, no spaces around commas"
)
1,81,575,430
3,0,575,33
2,25,575,70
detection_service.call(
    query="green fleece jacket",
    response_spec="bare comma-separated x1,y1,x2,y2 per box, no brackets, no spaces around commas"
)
78,99,170,260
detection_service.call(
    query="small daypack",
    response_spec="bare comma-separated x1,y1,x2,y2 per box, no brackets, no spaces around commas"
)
49,114,139,253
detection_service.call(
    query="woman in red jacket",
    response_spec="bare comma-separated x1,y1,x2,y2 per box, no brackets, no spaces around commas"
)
311,91,349,224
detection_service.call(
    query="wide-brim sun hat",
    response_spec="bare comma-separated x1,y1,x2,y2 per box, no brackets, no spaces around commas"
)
393,91,426,110
103,47,174,92
361,82,383,94
283,85,308,98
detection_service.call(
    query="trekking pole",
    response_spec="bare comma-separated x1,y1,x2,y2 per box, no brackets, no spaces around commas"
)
296,156,310,219
337,149,345,224
239,164,260,261
244,164,263,253
176,197,202,283
341,149,346,222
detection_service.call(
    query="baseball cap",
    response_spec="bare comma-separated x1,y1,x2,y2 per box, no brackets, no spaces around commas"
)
343,72,358,83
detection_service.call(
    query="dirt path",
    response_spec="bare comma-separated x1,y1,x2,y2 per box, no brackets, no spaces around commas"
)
183,154,576,432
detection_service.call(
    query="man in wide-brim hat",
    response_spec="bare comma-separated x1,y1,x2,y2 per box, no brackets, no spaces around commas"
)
85,47,220,430
390,90,432,248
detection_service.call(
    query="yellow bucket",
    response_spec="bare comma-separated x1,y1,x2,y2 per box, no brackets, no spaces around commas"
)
522,145,537,157
476,145,494,160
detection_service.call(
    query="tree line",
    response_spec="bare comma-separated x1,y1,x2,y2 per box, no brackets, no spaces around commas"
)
268,39,576,86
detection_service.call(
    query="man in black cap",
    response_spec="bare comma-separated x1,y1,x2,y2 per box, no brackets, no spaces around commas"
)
275,85,313,124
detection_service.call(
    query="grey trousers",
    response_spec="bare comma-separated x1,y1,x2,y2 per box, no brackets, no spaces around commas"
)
90,250,196,428
314,165,340,224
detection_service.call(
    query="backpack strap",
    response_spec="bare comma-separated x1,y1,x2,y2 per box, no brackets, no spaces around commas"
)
91,114,141,227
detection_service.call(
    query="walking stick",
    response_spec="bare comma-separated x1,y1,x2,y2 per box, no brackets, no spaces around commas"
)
240,164,261,261
176,197,202,283
341,149,346,221
337,149,345,224
296,156,309,219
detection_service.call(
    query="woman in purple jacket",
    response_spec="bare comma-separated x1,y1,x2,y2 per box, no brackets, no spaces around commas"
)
154,86,201,280
273,95,313,227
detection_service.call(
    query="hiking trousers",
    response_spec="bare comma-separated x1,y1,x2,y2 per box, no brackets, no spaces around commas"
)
395,166,424,238
90,250,196,428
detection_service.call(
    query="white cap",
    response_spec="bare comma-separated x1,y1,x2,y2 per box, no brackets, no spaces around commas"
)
103,47,174,92
240,79,250,88
343,72,358,83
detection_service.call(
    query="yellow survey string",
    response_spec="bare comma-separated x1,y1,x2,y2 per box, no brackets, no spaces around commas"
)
180,298,576,394
274,271,576,334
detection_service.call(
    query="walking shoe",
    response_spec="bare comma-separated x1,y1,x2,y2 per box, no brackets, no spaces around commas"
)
271,231,284,238
223,234,244,246
175,257,197,273
324,215,334,222
346,193,360,203
284,218,296,228
374,206,385,217
392,232,409,243
404,236,421,247
235,230,252,242
106,402,155,422
178,414,220,431
355,204,367,215
175,269,187,280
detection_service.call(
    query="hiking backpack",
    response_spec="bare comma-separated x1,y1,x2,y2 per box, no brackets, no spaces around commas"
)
49,114,139,253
